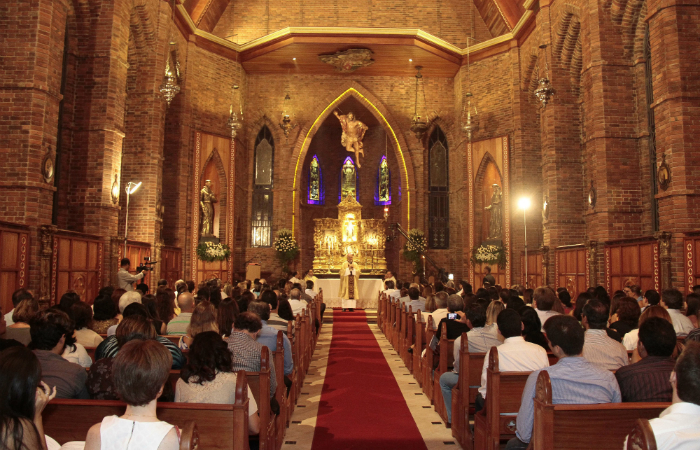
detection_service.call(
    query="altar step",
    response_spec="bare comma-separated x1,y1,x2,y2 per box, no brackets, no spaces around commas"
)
323,308,377,324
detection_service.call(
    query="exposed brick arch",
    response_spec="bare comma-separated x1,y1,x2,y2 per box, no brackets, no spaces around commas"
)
553,6,583,97
288,81,416,236
521,49,539,93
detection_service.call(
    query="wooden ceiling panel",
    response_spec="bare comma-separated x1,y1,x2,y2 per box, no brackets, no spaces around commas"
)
241,41,461,77
197,0,230,33
472,0,512,37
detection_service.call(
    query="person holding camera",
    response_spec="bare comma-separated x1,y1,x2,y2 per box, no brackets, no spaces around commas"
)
117,258,145,292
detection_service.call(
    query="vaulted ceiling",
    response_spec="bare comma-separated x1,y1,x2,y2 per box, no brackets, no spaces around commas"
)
182,0,527,40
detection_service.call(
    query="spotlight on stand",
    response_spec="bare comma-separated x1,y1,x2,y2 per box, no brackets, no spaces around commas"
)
518,197,532,287
123,181,143,258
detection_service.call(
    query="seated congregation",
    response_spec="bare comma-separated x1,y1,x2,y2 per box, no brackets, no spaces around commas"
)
0,273,325,450
379,279,700,450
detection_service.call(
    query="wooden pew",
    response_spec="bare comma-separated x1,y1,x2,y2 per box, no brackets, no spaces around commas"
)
179,420,200,450
246,346,275,450
528,371,669,450
413,312,425,388
625,419,657,450
272,331,288,450
420,316,436,402
473,347,530,450
432,326,455,424
450,334,485,449
43,371,251,450
401,306,416,372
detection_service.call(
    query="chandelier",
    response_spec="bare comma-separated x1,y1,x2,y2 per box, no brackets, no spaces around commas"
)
227,85,243,139
159,1,180,107
410,66,429,141
279,92,298,136
160,55,180,107
534,44,556,107
461,41,478,140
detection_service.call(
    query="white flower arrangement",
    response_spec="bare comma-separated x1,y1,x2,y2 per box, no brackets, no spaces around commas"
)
405,229,427,253
196,241,231,262
273,229,299,265
471,243,506,268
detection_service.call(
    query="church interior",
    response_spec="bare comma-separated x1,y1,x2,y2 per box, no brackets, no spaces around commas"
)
2,0,700,448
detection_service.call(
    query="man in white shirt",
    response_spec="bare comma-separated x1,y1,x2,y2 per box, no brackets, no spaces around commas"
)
116,258,145,292
582,299,629,370
476,309,549,409
422,291,449,329
403,287,426,313
533,287,561,331
383,280,400,300
660,289,694,336
289,271,301,285
440,302,502,423
288,288,308,317
304,280,317,299
633,342,700,450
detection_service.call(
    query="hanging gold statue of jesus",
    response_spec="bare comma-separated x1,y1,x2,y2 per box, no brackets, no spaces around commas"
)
334,110,368,168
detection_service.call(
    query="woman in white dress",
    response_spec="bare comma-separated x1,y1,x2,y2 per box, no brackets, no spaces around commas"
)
83,340,179,450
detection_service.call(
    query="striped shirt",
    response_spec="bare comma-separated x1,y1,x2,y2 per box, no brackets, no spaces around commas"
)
452,328,502,374
615,355,675,402
515,356,621,443
479,337,549,398
582,329,629,371
95,335,186,370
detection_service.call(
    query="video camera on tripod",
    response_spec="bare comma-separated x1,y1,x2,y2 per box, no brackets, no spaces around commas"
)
136,257,158,273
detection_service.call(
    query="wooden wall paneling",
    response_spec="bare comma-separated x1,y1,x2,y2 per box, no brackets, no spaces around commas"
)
520,250,543,288
161,246,183,288
555,245,587,300
197,259,228,284
683,235,700,293
125,241,152,292
54,232,104,304
604,239,659,294
0,224,29,314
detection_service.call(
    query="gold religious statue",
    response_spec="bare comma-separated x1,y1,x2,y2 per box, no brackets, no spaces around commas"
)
484,184,503,240
200,179,218,237
334,110,368,167
343,213,357,242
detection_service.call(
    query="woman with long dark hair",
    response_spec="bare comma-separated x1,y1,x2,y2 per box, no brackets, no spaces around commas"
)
216,298,239,338
0,346,56,450
156,289,177,325
175,331,259,435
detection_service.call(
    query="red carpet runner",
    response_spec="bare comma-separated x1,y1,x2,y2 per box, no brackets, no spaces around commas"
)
311,309,428,450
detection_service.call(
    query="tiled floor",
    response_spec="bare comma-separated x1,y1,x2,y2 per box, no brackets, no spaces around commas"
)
281,317,462,449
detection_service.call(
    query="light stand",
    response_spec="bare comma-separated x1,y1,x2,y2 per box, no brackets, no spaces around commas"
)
518,197,531,288
123,181,142,258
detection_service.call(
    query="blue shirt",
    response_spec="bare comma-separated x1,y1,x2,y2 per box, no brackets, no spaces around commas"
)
515,356,621,443
257,321,294,376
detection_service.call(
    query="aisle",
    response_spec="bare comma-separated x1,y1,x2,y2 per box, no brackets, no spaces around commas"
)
311,309,427,450
281,310,460,450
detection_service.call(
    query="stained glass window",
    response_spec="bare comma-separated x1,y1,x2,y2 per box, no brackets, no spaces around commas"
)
308,154,324,205
375,155,391,205
428,127,449,249
252,127,274,247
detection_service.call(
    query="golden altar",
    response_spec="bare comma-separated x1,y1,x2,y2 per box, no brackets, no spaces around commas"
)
312,195,387,275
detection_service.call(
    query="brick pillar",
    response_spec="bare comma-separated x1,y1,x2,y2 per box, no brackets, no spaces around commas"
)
538,0,586,280
583,0,645,246
120,1,172,259
67,0,133,288
0,0,69,294
646,0,700,287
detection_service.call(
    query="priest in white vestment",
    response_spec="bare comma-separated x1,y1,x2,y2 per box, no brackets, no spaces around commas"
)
338,253,361,311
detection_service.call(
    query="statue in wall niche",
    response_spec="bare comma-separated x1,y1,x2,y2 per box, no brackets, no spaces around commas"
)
334,110,368,168
200,179,218,237
485,184,503,240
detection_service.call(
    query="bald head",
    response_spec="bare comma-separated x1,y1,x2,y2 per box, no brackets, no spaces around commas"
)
290,288,301,300
178,292,195,312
